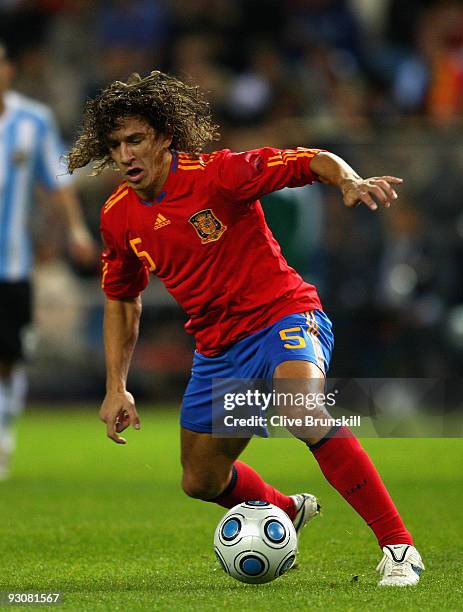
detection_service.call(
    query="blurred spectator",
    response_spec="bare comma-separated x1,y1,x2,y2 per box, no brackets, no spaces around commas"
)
225,42,282,124
422,2,463,124
169,33,229,110
97,0,168,52
284,0,366,65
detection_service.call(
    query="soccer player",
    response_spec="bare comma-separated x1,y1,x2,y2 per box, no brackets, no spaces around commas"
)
68,71,424,586
0,42,95,479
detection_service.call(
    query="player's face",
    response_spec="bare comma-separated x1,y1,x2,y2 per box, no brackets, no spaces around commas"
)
107,117,172,198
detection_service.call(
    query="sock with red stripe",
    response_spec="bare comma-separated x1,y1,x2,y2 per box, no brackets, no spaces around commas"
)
211,460,296,520
310,426,413,547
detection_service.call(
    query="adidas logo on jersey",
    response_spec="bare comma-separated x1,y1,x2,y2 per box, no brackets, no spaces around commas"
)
154,213,171,230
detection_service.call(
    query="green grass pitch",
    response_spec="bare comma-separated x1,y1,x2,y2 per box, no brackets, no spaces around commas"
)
0,408,462,611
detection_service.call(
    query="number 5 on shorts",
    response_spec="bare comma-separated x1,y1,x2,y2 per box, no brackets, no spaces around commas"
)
279,327,306,349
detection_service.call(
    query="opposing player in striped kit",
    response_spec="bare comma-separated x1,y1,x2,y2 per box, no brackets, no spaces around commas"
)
0,42,95,479
68,71,424,586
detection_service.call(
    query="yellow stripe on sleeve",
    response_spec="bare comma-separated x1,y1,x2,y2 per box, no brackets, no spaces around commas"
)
103,182,127,206
178,164,206,171
101,262,109,288
267,151,318,168
103,189,129,213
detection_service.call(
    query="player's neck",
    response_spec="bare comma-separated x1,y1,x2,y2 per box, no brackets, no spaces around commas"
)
134,149,172,202
0,94,5,116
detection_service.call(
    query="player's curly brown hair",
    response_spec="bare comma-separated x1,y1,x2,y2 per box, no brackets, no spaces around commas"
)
67,71,220,174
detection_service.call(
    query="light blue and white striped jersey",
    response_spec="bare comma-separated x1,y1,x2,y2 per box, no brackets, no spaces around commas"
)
0,91,71,281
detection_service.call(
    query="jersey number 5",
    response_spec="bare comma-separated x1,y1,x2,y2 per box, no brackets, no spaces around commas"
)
129,237,156,272
279,327,306,349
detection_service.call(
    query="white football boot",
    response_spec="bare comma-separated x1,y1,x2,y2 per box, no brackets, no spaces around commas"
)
290,493,320,535
376,544,425,586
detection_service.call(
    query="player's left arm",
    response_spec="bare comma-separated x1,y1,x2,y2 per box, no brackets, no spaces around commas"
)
214,148,401,211
310,151,402,211
215,147,322,201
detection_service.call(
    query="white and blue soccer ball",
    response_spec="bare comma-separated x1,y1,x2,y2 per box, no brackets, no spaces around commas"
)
214,501,298,584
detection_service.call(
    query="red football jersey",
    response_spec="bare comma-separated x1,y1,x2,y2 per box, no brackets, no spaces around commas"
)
100,147,324,356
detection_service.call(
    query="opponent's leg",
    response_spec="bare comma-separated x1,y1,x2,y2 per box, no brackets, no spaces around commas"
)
181,427,299,520
0,361,25,479
0,281,31,480
274,360,423,584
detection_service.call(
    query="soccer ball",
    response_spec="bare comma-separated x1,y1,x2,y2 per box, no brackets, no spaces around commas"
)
214,501,298,584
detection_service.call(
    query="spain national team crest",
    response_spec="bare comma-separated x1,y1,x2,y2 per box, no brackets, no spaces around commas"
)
189,209,227,244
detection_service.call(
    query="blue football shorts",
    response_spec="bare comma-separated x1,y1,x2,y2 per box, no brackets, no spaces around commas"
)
180,309,334,434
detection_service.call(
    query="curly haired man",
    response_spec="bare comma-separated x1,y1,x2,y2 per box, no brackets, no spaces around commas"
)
68,71,424,586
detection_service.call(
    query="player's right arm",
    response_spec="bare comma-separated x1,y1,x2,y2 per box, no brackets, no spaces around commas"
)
99,201,149,444
99,296,142,444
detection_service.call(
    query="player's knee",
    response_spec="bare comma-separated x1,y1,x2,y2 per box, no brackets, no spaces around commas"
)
181,472,226,500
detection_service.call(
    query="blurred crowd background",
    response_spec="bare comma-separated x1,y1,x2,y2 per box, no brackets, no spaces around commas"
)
1,0,463,402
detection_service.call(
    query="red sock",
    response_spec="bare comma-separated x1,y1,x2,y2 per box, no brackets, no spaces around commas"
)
212,460,296,520
311,426,413,548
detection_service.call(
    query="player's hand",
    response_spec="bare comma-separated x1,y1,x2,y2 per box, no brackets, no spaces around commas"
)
341,176,403,211
68,225,97,266
99,390,141,444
